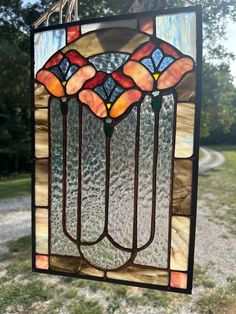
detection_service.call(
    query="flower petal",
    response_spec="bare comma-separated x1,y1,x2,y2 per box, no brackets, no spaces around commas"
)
152,49,163,67
60,57,70,73
110,87,124,103
160,42,180,59
66,65,79,80
66,65,96,95
123,61,154,91
141,58,155,73
36,69,65,97
158,57,174,72
84,72,106,89
110,89,142,118
45,52,64,69
112,72,135,88
157,57,194,90
131,42,156,61
79,90,107,118
65,51,87,67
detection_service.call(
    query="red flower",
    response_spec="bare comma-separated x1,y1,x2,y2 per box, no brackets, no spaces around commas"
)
123,41,195,92
78,72,142,119
36,50,96,97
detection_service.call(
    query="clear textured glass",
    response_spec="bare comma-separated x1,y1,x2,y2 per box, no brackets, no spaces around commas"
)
80,237,131,270
50,98,79,256
108,107,137,249
89,53,129,73
66,99,80,239
137,96,154,248
81,107,106,242
135,94,175,268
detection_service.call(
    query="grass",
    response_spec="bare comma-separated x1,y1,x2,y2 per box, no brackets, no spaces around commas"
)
0,236,57,314
127,290,174,309
68,299,103,314
0,280,54,313
193,264,216,289
198,146,236,234
0,232,233,313
195,277,236,314
0,173,31,199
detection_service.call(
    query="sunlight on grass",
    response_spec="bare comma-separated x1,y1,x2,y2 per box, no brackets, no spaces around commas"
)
0,173,31,199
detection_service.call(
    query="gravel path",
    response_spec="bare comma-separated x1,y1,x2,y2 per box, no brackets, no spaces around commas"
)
195,198,236,285
0,196,31,253
199,147,225,174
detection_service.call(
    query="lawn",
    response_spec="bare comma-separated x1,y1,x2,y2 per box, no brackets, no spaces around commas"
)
0,173,31,199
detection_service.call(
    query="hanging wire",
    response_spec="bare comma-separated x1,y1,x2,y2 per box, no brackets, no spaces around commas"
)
32,0,79,28
32,0,201,28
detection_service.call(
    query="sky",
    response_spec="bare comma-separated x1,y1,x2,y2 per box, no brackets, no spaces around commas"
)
24,0,236,84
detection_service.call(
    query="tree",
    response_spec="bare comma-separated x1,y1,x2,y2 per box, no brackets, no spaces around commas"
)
201,61,236,140
0,1,31,173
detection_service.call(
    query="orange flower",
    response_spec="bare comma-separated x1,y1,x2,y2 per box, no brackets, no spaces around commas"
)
78,72,142,120
123,41,194,92
36,50,96,97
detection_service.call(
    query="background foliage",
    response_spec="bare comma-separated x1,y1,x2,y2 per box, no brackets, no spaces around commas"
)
0,0,235,174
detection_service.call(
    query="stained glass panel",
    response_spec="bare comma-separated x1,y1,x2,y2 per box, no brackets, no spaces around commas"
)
35,109,48,158
32,6,202,294
35,207,48,254
81,19,138,34
175,103,195,158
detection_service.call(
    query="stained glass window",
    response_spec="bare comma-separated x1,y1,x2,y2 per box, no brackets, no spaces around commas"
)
32,6,202,294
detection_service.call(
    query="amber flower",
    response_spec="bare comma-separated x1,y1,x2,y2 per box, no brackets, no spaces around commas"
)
123,41,194,92
78,72,142,120
36,50,96,97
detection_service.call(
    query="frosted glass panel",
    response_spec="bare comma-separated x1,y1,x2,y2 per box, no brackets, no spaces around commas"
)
156,13,196,59
34,29,66,75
